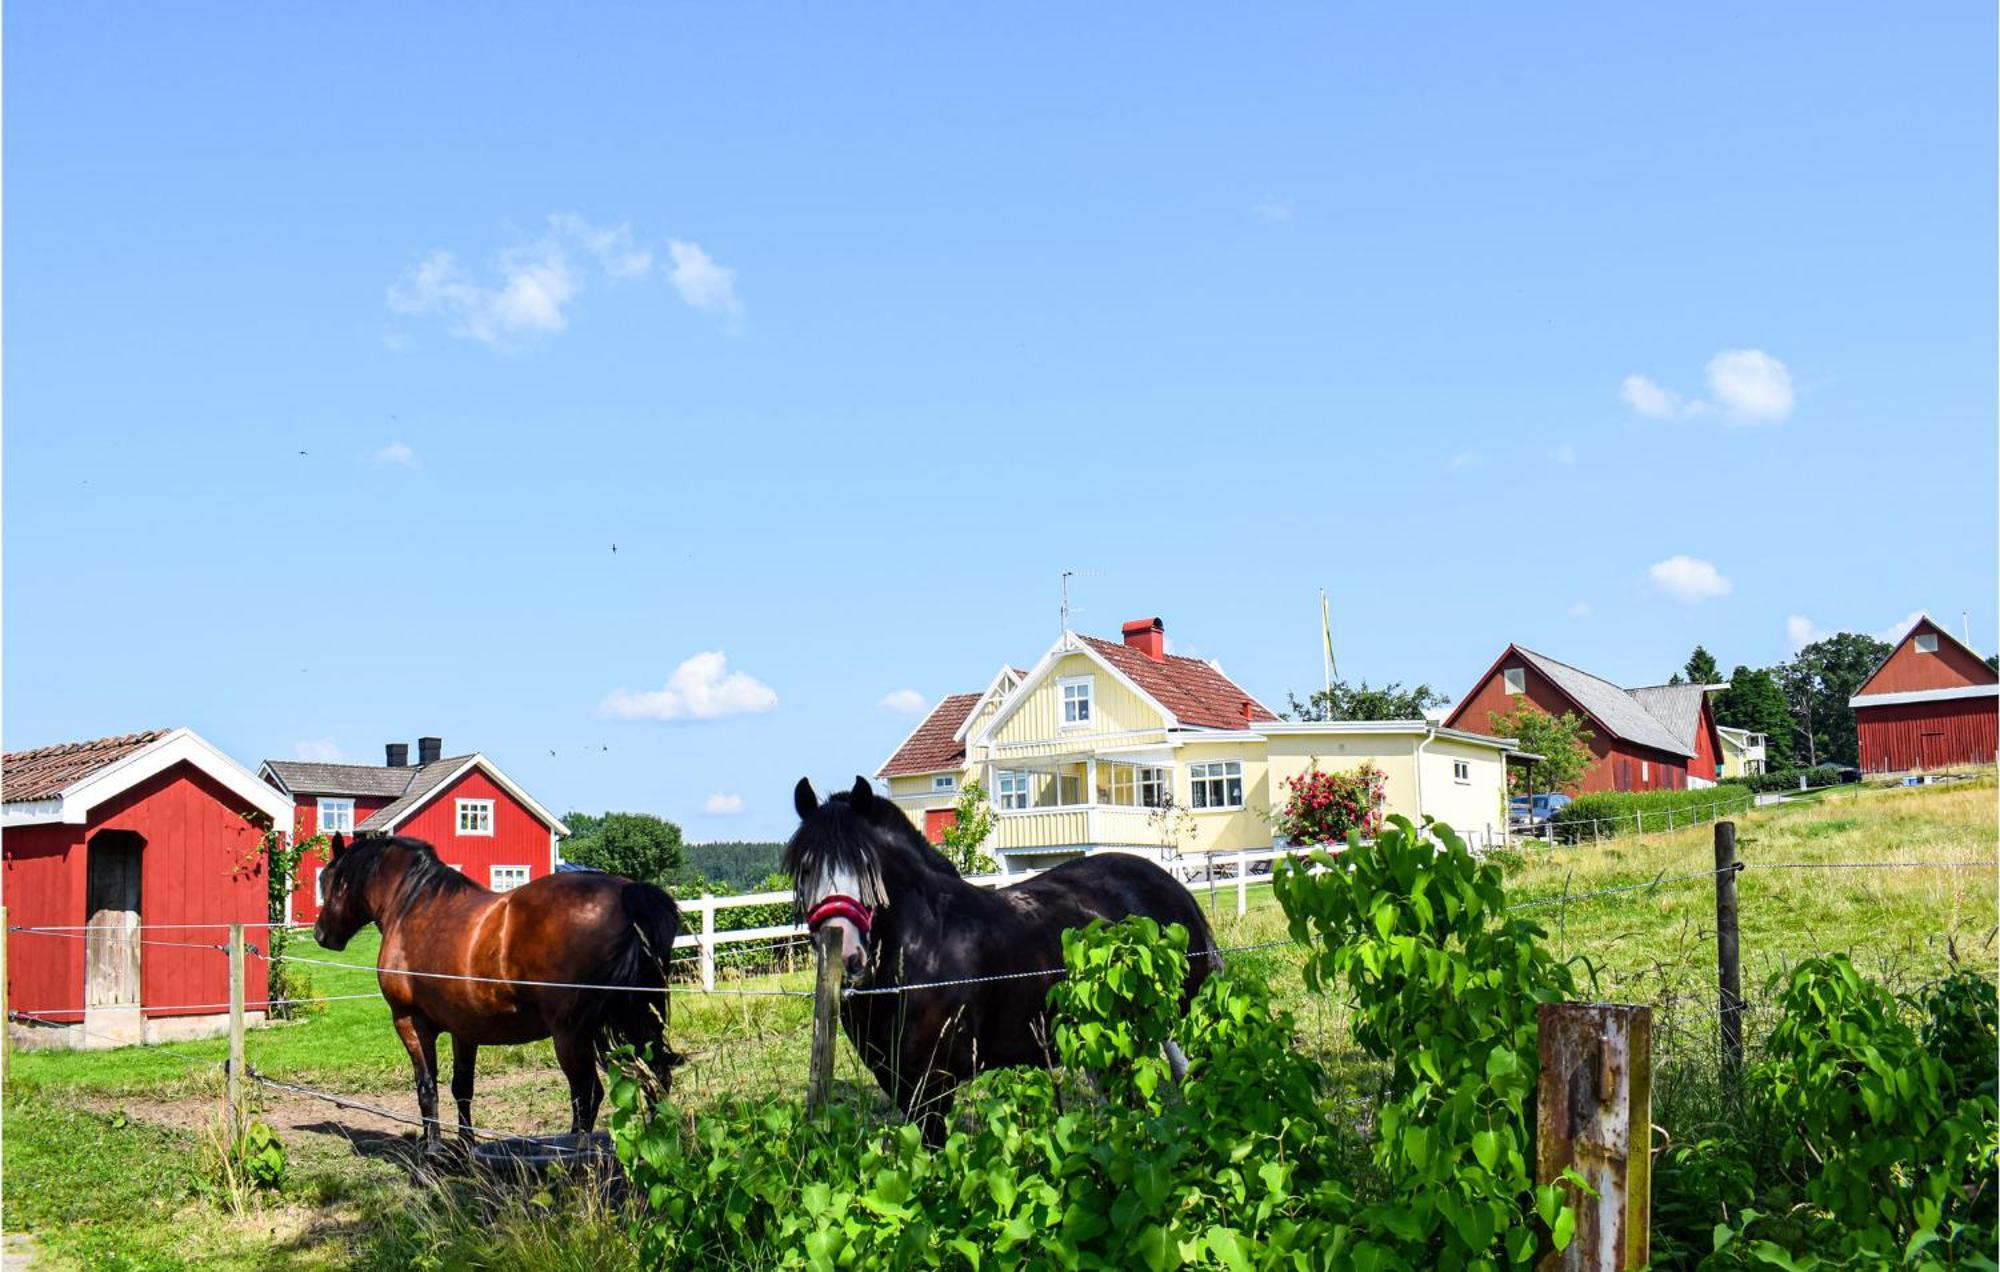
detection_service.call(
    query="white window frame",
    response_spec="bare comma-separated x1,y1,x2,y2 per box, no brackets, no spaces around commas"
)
995,770,1030,811
456,798,495,836
1452,759,1471,783
1915,633,1939,653
490,864,530,892
1187,760,1244,811
317,797,355,837
1641,761,1651,782
932,774,958,793
1059,675,1095,728
1502,667,1526,695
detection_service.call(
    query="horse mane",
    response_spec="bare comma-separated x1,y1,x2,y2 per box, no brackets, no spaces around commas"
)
782,790,960,913
337,834,480,920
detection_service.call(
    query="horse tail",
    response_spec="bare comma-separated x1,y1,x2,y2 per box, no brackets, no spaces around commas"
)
585,881,685,1068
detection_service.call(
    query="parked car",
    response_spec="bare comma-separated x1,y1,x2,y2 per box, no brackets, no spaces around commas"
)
1509,792,1572,825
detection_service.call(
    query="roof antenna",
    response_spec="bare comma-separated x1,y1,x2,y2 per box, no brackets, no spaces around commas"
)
1964,611,1973,646
1060,570,1074,640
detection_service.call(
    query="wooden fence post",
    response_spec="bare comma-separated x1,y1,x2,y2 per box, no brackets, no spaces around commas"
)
699,894,716,993
1713,821,1743,1075
1236,849,1249,917
228,923,247,1140
1,906,10,1087
1536,1002,1653,1270
806,926,843,1115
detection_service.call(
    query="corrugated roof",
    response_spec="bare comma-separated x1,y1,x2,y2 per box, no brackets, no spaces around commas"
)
3,730,172,803
263,760,421,798
879,694,981,778
1078,636,1278,731
1513,648,1694,757
356,757,478,831
1626,684,1710,755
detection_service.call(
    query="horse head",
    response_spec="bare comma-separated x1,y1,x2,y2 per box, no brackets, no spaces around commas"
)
784,776,903,977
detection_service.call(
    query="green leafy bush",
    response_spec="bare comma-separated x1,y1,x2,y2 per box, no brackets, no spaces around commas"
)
1548,786,1753,844
1716,765,1852,795
1271,761,1388,845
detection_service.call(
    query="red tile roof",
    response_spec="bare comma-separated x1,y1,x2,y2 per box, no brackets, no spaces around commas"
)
878,693,982,778
3,730,172,803
1078,636,1277,730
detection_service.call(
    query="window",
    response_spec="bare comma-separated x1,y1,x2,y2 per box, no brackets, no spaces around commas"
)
1188,761,1244,810
1452,760,1471,783
1916,633,1939,653
932,774,958,792
456,799,495,836
490,865,530,892
996,771,1030,811
1641,761,1650,782
1139,767,1169,808
1502,667,1526,695
317,798,354,836
1060,676,1094,727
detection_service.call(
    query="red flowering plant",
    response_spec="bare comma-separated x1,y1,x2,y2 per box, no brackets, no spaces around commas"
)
1271,761,1387,847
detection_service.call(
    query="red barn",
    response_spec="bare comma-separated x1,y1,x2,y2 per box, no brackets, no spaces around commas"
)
259,737,568,923
1849,616,1998,775
3,728,294,1049
1447,645,1724,793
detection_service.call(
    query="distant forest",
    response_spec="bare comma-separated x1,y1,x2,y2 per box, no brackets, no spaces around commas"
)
682,840,786,888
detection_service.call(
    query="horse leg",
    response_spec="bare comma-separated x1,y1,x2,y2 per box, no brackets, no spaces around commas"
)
392,1014,445,1160
450,1037,479,1152
552,1026,604,1137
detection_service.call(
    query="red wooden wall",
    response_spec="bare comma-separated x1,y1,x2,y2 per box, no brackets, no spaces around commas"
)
2,763,270,1021
1857,621,1998,695
286,796,392,923
394,768,555,891
1855,698,1999,773
1448,652,1694,794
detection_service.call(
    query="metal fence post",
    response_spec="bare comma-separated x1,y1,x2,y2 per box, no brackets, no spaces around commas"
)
699,894,716,992
807,927,843,1114
228,923,247,1140
1536,1002,1653,1270
1713,821,1743,1075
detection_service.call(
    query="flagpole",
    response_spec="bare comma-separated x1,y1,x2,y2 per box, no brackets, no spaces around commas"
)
1320,588,1334,710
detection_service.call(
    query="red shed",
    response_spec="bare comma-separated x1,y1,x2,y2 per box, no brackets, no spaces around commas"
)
1849,615,1998,775
1446,645,1724,793
260,737,568,923
3,728,294,1049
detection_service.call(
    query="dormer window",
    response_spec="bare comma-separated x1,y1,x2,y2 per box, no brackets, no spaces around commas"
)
1060,676,1094,727
1915,633,1939,653
1502,667,1526,695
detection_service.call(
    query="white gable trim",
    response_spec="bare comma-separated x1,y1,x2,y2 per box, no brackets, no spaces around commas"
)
4,728,296,829
973,634,1180,747
951,665,1027,744
372,754,571,837
1849,684,2000,709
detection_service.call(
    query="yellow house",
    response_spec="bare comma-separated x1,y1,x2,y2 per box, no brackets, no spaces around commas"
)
879,617,1524,871
1716,726,1768,778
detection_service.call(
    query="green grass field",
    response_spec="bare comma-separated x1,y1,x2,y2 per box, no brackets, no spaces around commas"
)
5,777,1993,1269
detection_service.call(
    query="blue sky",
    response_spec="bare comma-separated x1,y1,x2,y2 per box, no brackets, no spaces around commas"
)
6,5,1993,840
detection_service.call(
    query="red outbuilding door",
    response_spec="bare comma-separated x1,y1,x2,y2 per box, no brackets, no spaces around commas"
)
923,809,958,845
86,830,143,1008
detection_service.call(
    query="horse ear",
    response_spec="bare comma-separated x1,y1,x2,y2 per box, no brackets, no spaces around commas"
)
850,775,875,810
793,778,819,822
329,832,346,859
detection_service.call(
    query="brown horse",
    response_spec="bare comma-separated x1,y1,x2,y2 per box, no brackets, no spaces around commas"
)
312,834,682,1158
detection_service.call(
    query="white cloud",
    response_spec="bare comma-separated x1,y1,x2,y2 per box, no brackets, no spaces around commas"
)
666,240,744,318
599,652,778,722
1551,443,1577,465
1252,197,1295,223
1648,555,1733,603
1705,349,1794,423
1877,610,1926,644
372,441,420,468
1446,449,1481,470
1787,614,1826,651
548,213,653,278
878,688,929,716
702,792,745,815
294,737,345,763
388,242,579,348
1567,601,1592,617
1622,349,1795,424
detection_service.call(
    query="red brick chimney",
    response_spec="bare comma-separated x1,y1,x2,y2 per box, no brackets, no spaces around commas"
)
1241,699,1255,723
1122,617,1166,662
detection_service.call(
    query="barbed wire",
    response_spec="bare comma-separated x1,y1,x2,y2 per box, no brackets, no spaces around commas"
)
268,950,812,997
841,937,1297,999
242,1066,597,1160
1506,865,1740,914
7,926,236,953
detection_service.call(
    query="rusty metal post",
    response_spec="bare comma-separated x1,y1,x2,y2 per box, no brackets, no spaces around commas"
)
1536,1002,1653,1270
806,926,843,1114
1713,821,1743,1075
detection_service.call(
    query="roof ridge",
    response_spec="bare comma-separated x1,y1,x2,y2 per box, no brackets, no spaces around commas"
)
5,728,171,762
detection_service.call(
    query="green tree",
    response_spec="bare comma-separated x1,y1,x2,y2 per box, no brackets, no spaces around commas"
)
1488,705,1595,795
1286,678,1449,721
558,810,685,885
937,781,997,875
1779,632,1891,768
1713,664,1794,770
1683,645,1721,685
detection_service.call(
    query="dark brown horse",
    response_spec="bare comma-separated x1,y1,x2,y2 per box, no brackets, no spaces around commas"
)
786,777,1216,1143
312,834,681,1158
